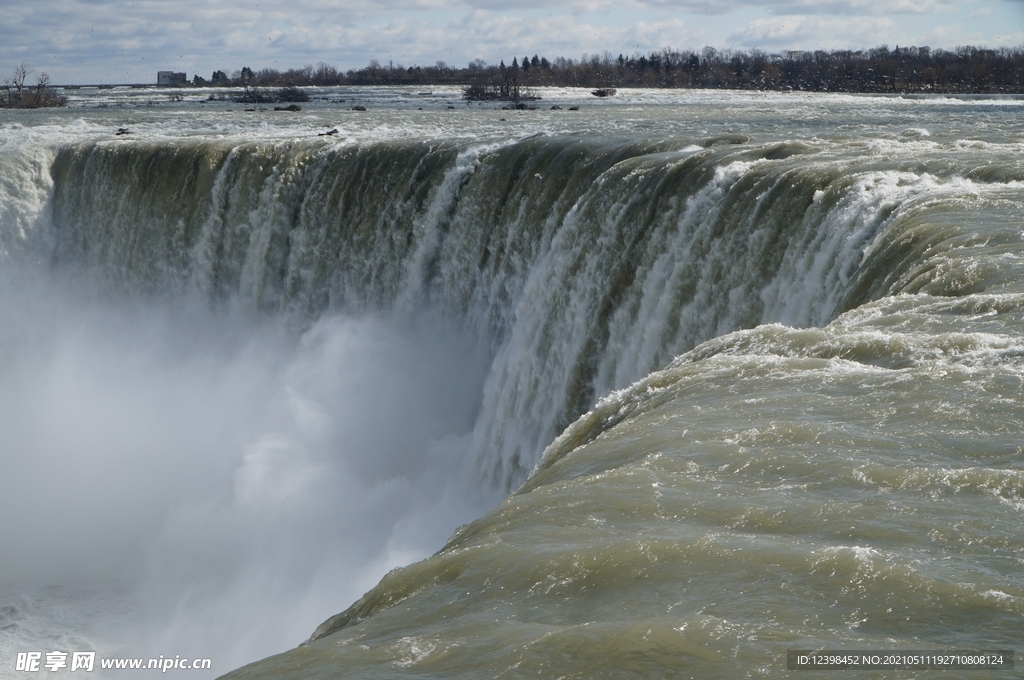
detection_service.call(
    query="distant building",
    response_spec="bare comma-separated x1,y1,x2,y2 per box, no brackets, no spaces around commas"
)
157,71,187,86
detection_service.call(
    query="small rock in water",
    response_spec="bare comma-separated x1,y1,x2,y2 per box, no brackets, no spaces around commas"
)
351,105,366,111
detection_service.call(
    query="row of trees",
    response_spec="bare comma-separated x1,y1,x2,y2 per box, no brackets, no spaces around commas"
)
195,45,1024,96
3,44,1022,110
219,66,311,105
1,63,67,108
191,63,345,88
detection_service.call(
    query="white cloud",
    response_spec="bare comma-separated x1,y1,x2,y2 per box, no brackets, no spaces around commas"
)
760,0,955,15
342,12,700,66
728,14,904,49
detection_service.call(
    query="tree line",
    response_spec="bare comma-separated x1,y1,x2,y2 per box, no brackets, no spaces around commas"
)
194,45,1024,96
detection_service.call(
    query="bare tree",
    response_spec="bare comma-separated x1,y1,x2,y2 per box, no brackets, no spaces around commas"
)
12,62,30,100
0,64,65,108
34,71,49,101
314,61,338,85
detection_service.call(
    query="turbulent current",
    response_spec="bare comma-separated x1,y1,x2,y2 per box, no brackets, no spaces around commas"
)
1,87,1023,678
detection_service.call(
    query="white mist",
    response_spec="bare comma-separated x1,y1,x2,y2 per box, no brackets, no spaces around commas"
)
0,268,497,678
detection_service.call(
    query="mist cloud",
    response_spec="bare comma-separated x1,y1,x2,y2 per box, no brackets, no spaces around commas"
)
0,274,498,669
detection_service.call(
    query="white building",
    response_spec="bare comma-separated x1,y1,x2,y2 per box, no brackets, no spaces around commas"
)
157,71,187,86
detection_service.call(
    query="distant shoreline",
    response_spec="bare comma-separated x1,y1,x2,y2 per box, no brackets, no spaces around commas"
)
47,44,1024,96
50,83,1024,97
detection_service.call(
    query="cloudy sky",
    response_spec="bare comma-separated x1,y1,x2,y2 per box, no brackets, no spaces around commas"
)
0,0,1021,84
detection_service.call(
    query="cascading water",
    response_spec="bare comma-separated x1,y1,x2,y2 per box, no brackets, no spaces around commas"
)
41,134,988,488
2,89,1023,679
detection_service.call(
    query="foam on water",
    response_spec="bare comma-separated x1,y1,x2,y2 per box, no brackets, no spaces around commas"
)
282,296,1023,678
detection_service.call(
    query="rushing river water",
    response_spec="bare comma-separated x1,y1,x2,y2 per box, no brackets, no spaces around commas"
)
1,86,1023,679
